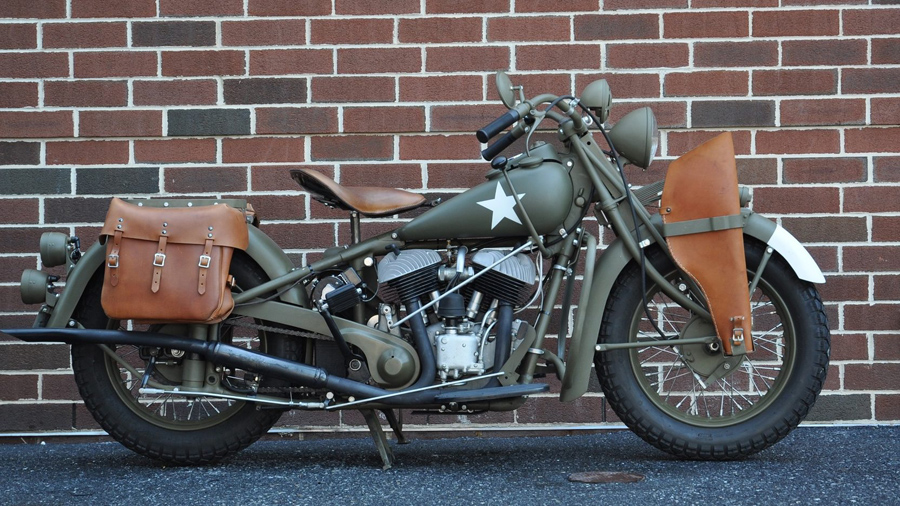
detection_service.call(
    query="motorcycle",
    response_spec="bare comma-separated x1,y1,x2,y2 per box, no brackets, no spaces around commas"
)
5,72,830,468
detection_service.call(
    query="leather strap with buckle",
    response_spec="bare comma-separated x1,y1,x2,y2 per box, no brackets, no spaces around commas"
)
198,238,213,295
151,235,167,293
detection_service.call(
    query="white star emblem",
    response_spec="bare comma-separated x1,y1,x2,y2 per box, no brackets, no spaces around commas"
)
477,182,526,229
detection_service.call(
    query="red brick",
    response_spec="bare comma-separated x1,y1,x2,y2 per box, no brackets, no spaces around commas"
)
0,52,68,78
664,71,748,97
875,395,900,421
694,0,776,5
695,41,777,67
753,69,836,96
780,99,865,127
829,333,869,361
260,222,336,249
248,0,331,16
575,73,659,100
0,111,73,138
781,216,866,243
845,128,900,154
664,11,748,38
0,23,36,49
875,157,900,182
164,166,247,193
222,137,304,163
783,0,864,4
0,200,39,225
873,38,900,65
400,135,478,161
874,335,900,360
845,363,900,389
873,217,900,243
310,135,392,161
222,20,307,46
425,163,489,189
753,10,839,37
339,48,421,74
605,0,686,8
335,0,419,14
426,0,510,13
313,18,394,44
250,49,332,76
666,130,751,157
753,187,840,214
427,46,510,72
611,100,686,129
574,14,658,41
756,129,840,155
0,374,38,401
488,16,568,42
607,43,689,69
72,0,156,17
160,0,243,16
43,22,126,48
79,110,162,137
0,82,39,108
134,139,217,163
311,76,395,103
516,0,597,11
401,17,483,44
400,75,483,102
431,105,511,134
46,141,129,165
843,8,900,35
74,51,156,78
251,164,333,192
0,1,65,18
517,44,602,71
844,186,900,213
343,107,424,134
843,246,900,272
736,158,777,185
133,79,218,106
44,80,127,107
783,39,866,66
163,50,244,77
256,107,338,135
843,68,900,95
782,157,866,184
340,163,423,189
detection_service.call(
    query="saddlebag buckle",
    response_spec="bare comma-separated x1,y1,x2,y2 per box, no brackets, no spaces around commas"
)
107,254,119,268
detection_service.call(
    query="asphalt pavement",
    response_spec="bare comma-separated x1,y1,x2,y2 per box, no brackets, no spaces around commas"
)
0,426,897,505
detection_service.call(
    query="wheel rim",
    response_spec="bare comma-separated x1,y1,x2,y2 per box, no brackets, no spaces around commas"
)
101,318,267,431
627,271,796,427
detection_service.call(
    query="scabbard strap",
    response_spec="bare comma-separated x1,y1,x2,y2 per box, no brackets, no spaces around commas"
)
151,235,167,293
661,213,744,237
198,238,213,295
107,230,123,287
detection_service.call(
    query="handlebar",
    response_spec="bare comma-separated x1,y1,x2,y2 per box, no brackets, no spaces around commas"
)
476,109,520,143
481,122,528,161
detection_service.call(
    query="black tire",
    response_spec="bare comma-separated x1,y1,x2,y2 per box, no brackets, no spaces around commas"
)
596,238,830,460
71,251,301,465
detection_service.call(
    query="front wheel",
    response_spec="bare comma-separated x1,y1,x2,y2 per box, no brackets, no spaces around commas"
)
596,238,830,459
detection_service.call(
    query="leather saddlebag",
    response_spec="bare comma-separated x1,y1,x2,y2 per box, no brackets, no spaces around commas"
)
100,198,250,324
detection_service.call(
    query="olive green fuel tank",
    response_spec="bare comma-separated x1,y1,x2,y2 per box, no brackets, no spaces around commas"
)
398,147,574,242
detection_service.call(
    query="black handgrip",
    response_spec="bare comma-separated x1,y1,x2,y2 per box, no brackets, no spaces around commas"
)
481,126,522,161
476,109,520,143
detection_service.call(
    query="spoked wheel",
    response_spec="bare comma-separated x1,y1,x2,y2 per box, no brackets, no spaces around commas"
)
71,252,301,465
596,238,830,459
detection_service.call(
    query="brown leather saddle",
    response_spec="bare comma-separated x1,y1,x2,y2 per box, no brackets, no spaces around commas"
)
290,169,428,217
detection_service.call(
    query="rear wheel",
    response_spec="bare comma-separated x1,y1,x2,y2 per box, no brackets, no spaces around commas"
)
71,251,301,465
596,238,830,459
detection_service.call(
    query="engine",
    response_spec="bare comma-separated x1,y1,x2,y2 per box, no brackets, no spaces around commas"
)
377,248,537,381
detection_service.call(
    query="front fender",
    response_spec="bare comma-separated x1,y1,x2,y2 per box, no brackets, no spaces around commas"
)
559,210,824,402
45,226,307,328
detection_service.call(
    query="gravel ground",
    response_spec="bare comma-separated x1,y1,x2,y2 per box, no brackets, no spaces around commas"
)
0,426,897,505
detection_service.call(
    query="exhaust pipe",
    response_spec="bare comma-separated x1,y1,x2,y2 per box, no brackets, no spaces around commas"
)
3,328,386,400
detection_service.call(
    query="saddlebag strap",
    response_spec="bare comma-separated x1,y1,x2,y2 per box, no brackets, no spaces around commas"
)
107,230,123,287
662,214,743,237
151,235,167,293
198,238,213,295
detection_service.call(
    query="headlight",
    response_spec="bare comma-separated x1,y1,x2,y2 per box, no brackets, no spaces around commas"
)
40,232,70,267
608,107,658,169
20,269,51,304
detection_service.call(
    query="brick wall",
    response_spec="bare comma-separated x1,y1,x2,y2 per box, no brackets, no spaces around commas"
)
1,0,898,434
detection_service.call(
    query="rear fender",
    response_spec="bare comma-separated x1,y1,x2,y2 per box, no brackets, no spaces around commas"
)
46,226,306,328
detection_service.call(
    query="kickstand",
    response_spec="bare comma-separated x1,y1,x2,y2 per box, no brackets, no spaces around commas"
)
380,409,409,445
359,409,395,470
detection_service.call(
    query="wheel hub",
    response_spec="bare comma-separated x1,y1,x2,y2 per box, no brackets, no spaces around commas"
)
678,317,744,383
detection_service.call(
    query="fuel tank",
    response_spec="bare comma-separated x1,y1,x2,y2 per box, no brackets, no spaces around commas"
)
398,146,574,241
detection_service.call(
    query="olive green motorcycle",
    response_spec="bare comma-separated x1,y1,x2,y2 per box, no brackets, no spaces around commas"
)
6,72,830,468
